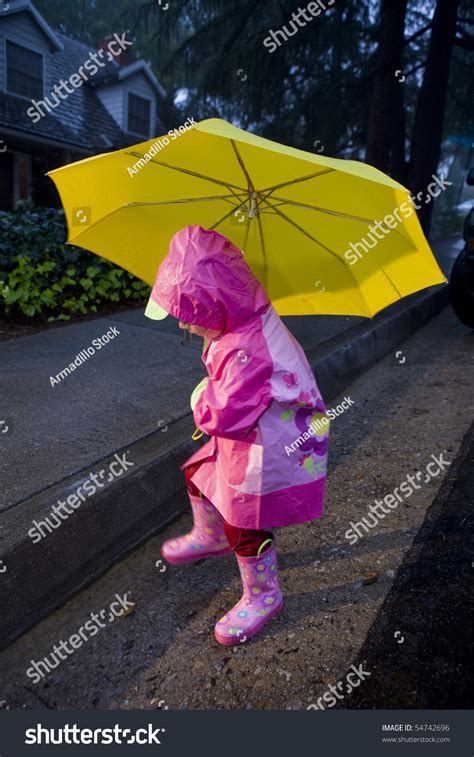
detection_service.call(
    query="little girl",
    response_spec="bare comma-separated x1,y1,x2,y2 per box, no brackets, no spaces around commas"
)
145,225,329,645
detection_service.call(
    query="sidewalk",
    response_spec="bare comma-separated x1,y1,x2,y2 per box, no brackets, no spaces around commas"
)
0,236,463,646
0,296,358,509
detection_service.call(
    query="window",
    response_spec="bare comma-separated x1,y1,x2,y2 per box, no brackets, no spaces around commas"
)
128,93,151,137
13,152,32,208
6,41,43,99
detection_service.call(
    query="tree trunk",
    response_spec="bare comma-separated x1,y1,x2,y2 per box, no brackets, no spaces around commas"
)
408,0,461,234
365,0,408,173
390,74,407,184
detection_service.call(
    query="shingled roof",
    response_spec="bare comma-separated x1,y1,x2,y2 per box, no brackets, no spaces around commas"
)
0,4,167,153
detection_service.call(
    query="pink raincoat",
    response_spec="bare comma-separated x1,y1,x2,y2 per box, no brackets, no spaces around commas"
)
150,225,329,529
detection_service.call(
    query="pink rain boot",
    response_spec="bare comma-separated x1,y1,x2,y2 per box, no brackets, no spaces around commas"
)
214,542,283,645
162,493,232,565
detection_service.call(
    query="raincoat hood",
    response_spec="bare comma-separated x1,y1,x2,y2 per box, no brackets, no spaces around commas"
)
150,226,270,332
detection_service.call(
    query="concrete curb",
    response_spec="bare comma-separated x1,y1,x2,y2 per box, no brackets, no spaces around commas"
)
0,284,449,649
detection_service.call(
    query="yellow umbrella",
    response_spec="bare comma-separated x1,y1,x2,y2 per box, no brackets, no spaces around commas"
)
48,118,446,317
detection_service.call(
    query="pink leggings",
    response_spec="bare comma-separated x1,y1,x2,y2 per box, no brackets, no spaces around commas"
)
184,462,272,557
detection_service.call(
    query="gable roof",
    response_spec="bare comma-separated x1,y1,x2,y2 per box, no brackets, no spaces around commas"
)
0,0,63,51
92,60,167,99
0,2,167,152
47,32,138,150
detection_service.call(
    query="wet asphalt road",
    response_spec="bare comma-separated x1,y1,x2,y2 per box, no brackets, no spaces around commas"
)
0,305,473,711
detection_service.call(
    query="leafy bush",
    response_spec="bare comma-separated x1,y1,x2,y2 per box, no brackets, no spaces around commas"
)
0,205,150,321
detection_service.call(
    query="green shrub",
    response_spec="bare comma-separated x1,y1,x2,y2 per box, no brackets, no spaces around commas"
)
0,205,150,321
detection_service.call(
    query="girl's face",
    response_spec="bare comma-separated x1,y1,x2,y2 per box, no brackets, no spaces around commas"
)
178,321,222,340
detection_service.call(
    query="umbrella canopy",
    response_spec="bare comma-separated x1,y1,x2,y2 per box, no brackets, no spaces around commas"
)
48,118,446,317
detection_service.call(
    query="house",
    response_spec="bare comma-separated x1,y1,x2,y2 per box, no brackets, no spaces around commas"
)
0,0,168,210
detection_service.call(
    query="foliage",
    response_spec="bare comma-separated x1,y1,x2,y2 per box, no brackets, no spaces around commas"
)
33,0,133,46
0,206,150,321
26,0,474,240
31,0,474,163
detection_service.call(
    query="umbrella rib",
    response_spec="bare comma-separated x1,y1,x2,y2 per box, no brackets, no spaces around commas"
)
230,140,256,194
268,195,378,224
228,140,266,263
260,197,345,264
259,169,336,194
207,141,262,250
230,139,270,252
260,196,372,315
243,214,253,252
256,209,268,276
125,152,246,200
210,206,254,254
380,267,403,299
128,194,241,207
268,194,414,245
209,194,253,230
67,195,240,244
212,212,255,251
